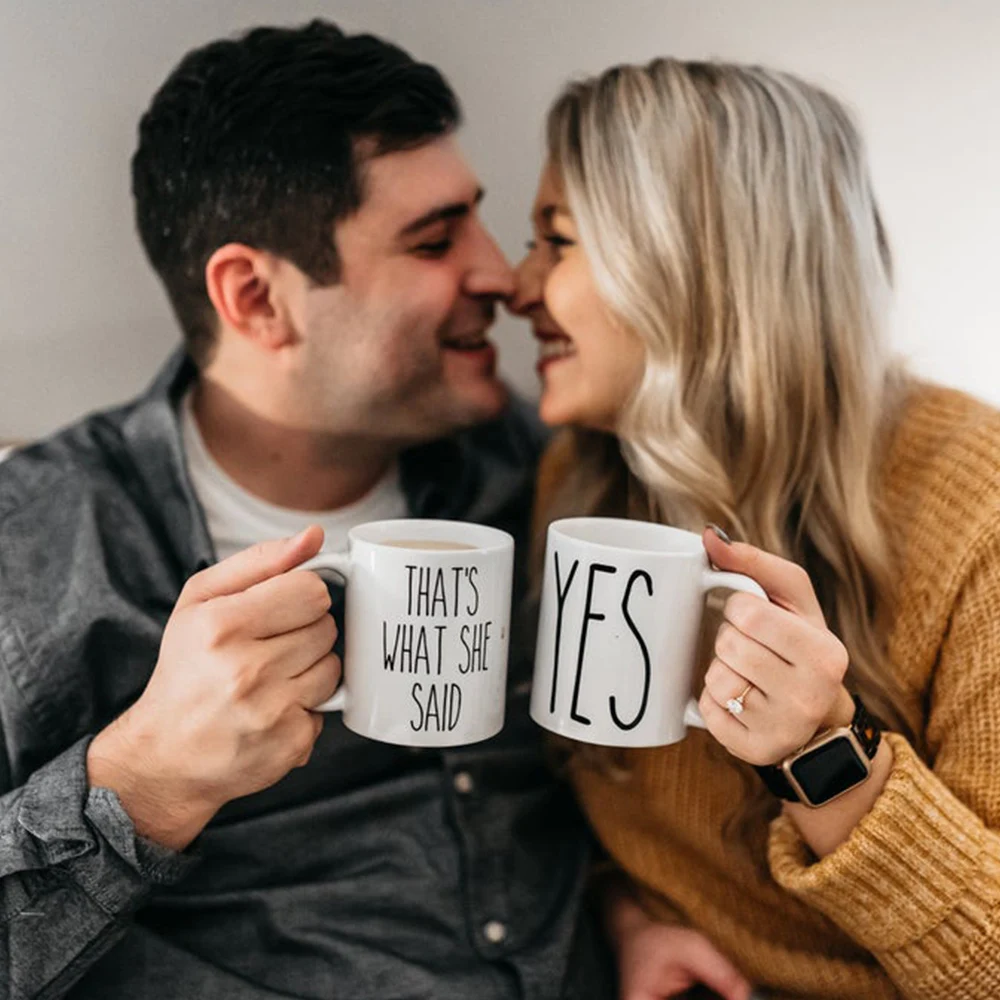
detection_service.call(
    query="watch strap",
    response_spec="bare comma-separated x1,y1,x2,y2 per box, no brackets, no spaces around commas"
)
755,694,882,802
754,760,799,802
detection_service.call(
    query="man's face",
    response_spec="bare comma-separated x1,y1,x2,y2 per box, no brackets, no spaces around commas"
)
286,136,514,443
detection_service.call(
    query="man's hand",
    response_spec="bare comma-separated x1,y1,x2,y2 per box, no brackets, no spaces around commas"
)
608,886,751,1000
88,525,340,850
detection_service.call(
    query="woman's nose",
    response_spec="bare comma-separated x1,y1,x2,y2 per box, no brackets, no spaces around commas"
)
508,249,546,317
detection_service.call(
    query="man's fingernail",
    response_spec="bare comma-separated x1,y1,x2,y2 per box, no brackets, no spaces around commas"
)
707,523,732,545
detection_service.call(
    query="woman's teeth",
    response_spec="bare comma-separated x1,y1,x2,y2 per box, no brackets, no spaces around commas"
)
538,338,576,361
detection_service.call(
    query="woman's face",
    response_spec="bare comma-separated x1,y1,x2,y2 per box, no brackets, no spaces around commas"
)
509,164,644,431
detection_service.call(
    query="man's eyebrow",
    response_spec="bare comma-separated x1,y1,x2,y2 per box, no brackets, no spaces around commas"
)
398,188,485,238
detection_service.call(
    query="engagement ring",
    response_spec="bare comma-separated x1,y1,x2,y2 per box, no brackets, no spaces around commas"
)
726,683,754,717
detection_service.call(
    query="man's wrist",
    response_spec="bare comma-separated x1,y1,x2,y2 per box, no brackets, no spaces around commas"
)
87,714,218,852
603,877,650,943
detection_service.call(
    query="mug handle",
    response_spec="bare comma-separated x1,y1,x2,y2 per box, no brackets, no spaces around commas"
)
683,568,768,730
299,552,352,712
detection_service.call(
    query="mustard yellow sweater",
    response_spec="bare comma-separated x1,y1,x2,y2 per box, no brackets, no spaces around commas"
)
536,385,1000,999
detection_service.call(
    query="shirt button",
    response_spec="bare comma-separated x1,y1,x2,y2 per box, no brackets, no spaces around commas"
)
483,920,508,944
453,771,475,794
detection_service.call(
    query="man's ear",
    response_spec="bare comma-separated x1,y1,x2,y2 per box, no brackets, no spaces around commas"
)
204,243,294,351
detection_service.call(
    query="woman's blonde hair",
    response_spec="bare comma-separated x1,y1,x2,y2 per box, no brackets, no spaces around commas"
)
539,59,917,837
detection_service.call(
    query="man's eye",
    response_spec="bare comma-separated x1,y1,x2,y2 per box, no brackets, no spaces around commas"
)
414,239,453,258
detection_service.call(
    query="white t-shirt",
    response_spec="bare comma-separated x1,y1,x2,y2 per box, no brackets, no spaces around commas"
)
181,394,408,562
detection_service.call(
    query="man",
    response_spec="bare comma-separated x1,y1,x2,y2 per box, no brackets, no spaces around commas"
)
0,22,608,999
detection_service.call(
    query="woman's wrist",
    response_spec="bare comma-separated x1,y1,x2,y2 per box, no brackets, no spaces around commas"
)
755,687,877,803
782,736,895,858
818,685,856,732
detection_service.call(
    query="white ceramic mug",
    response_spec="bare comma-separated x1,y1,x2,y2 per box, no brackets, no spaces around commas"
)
304,519,514,747
530,517,766,747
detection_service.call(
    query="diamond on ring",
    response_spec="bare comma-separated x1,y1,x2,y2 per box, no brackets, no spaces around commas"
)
725,683,754,717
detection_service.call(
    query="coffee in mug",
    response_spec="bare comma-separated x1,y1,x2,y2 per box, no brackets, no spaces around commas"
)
382,539,477,551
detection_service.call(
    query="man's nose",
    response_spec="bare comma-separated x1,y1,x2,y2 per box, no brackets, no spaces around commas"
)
464,222,516,301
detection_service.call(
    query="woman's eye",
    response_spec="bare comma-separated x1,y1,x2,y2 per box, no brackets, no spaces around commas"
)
544,233,574,253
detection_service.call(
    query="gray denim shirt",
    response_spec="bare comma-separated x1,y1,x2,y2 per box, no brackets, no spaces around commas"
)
0,352,611,1000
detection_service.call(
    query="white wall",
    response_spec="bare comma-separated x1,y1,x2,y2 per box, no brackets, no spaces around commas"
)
1,0,998,440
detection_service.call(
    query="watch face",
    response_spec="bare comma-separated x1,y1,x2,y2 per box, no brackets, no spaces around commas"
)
788,736,869,805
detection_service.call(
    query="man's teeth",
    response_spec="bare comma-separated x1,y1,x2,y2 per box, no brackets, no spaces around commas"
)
443,335,487,350
538,338,576,361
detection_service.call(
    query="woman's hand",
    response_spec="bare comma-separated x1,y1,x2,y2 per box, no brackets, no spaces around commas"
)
607,886,752,1000
698,527,856,767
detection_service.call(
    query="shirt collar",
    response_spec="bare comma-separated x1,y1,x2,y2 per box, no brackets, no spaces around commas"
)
120,349,215,575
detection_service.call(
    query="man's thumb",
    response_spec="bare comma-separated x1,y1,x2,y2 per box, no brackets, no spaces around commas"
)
178,525,325,607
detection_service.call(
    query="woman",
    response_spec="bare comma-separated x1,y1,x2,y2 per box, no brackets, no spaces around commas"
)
511,59,1000,1000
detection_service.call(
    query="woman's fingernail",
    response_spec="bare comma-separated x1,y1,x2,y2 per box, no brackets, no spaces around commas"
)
707,523,732,545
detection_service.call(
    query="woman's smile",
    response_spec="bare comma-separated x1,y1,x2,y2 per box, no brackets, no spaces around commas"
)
534,328,577,376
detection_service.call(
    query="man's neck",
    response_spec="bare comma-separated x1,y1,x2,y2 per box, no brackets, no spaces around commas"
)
191,377,397,513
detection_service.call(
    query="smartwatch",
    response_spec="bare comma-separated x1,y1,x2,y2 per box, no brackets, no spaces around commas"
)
755,695,882,808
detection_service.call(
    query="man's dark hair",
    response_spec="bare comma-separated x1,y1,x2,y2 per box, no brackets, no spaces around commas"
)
132,20,461,365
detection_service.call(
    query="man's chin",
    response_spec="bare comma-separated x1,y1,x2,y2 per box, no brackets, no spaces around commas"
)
440,344,508,424
450,377,509,428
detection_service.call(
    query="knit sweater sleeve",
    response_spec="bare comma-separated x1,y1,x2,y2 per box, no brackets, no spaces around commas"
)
768,527,1000,999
